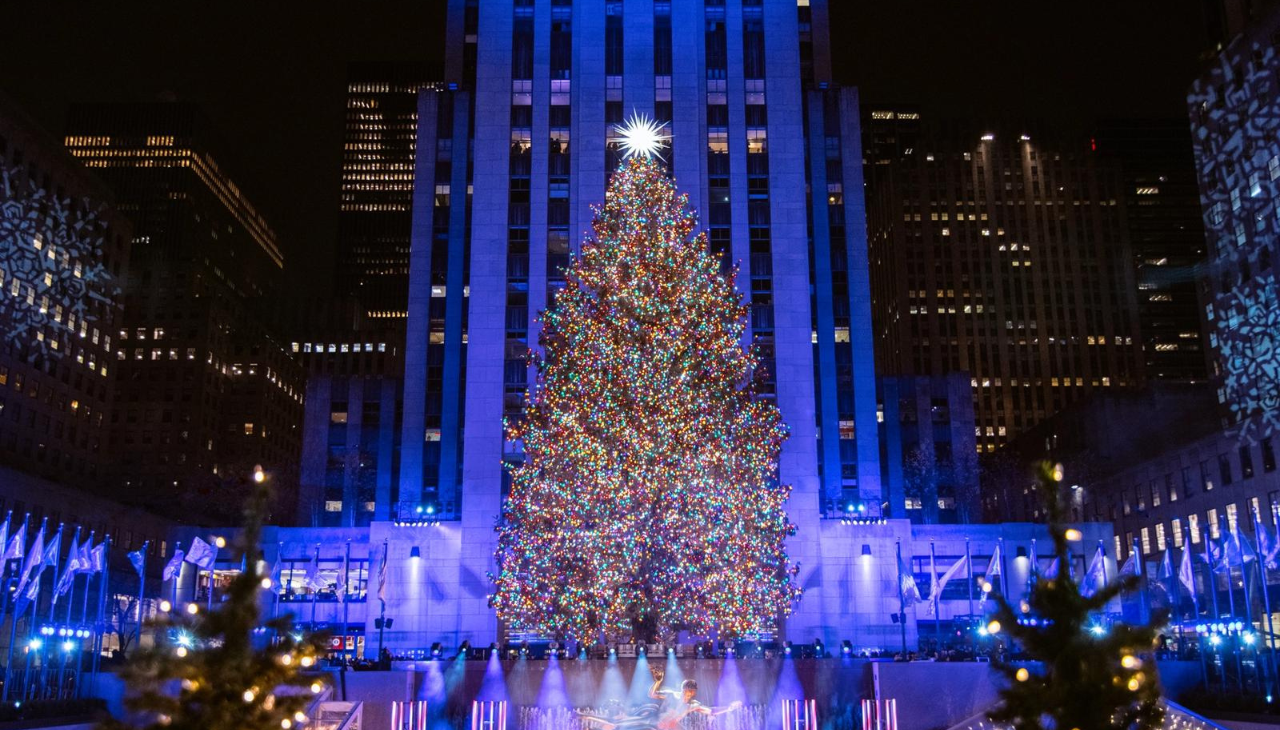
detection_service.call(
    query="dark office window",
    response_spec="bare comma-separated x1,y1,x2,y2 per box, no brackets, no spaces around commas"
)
1241,445,1255,479
1219,453,1233,486
1263,437,1276,473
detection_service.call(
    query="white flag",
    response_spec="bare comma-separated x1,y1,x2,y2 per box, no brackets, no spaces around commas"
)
3,522,24,563
1178,546,1195,596
305,550,325,591
985,543,1002,577
1082,546,1106,597
185,537,217,570
163,549,185,581
928,555,970,615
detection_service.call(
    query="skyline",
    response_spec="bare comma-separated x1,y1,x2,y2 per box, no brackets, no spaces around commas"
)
0,0,1213,296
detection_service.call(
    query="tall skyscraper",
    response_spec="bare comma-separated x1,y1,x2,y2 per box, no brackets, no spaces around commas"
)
1092,120,1209,382
1188,5,1280,443
385,0,883,641
337,64,442,321
0,92,131,488
64,103,305,524
864,115,1147,452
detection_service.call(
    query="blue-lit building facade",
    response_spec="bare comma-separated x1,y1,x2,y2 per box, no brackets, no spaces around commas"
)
393,0,882,646
255,0,1114,656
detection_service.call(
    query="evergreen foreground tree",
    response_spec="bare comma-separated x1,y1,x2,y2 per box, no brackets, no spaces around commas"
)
492,154,800,641
102,483,327,730
987,462,1164,730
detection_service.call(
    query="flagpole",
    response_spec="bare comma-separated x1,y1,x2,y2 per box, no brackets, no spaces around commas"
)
310,544,320,630
206,539,219,612
895,540,907,656
170,541,182,610
1234,525,1260,696
342,541,351,657
2,514,29,703
341,540,351,699
137,542,151,650
1220,529,1245,693
0,511,15,697
999,537,1010,600
64,528,83,626
929,541,940,647
72,530,95,700
1252,506,1278,698
964,539,974,632
1028,538,1037,602
1098,540,1109,604
1182,520,1207,689
272,541,282,621
89,536,110,699
50,526,81,699
1202,528,1227,692
29,524,64,700
377,539,389,663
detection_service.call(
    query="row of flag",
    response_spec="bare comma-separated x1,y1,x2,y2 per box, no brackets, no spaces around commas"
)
896,520,1280,613
0,517,108,613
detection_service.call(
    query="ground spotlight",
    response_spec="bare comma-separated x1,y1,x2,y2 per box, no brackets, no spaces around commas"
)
841,640,853,655
431,642,443,659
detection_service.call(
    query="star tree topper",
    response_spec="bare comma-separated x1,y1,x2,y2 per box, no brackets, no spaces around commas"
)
614,111,672,160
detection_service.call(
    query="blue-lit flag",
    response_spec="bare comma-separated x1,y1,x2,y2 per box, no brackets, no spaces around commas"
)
17,522,45,591
1178,546,1196,595
985,543,1002,577
127,547,146,577
41,528,61,569
0,516,9,567
54,528,83,598
162,548,185,581
898,552,921,605
88,541,106,573
1082,546,1106,597
1044,558,1060,580
305,549,325,591
1235,530,1257,565
184,537,217,570
75,535,93,574
928,555,969,615
3,521,24,563
1119,551,1138,578
1258,524,1280,570
377,542,389,603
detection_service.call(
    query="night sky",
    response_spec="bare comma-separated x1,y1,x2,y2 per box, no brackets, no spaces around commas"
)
0,0,1212,294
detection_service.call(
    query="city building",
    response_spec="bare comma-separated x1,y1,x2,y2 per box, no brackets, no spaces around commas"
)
1092,120,1210,382
337,64,443,321
864,115,1147,453
1188,7,1280,444
386,0,885,643
1002,386,1279,606
0,92,131,489
879,374,980,524
63,103,306,525
181,518,1114,661
297,374,402,528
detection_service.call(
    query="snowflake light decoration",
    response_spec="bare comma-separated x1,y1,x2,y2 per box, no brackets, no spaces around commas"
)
613,111,671,161
0,163,115,357
1215,272,1280,443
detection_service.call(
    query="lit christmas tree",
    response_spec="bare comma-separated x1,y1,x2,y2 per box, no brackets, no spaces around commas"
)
102,478,327,730
491,132,799,642
986,462,1164,730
